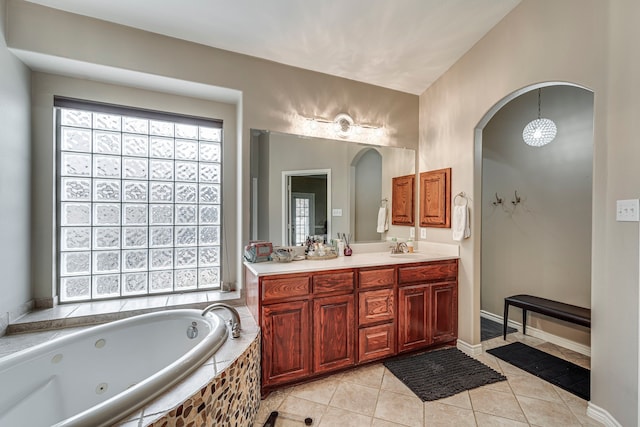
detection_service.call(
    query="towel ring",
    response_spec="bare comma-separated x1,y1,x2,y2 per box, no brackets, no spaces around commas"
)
454,192,469,206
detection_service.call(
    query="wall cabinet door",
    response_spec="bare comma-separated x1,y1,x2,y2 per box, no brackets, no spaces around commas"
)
397,284,431,352
392,174,415,225
262,300,311,387
419,167,451,228
313,294,355,374
431,281,458,344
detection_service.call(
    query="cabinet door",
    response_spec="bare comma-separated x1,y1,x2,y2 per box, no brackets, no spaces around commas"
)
313,294,355,374
392,174,415,225
419,168,451,228
431,281,458,344
397,284,431,353
262,300,311,387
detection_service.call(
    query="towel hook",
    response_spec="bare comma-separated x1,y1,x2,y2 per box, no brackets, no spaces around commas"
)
511,190,521,206
492,193,503,206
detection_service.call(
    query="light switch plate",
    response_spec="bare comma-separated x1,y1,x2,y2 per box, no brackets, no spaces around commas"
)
420,228,427,239
409,228,415,238
332,208,343,217
616,199,640,222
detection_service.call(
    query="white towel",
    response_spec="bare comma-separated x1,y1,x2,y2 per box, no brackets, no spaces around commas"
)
376,206,388,233
452,205,471,241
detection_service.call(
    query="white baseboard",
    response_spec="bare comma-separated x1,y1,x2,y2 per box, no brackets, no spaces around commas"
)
457,339,482,356
586,402,622,427
481,310,591,357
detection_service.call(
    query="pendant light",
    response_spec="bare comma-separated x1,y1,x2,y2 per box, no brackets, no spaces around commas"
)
522,88,557,147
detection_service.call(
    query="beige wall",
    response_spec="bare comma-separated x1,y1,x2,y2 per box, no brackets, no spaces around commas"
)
419,0,637,424
0,0,31,330
5,0,417,304
481,86,593,348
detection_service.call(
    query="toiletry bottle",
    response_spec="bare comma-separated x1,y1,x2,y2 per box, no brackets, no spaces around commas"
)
407,239,414,253
337,238,345,257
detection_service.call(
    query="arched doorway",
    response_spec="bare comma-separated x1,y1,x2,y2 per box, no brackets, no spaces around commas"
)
474,83,594,353
351,148,383,242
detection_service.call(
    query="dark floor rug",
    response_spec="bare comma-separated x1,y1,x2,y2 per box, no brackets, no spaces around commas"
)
481,317,516,341
383,347,506,401
487,342,590,400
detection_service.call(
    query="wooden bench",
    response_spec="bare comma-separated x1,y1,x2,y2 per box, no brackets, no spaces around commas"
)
503,294,591,340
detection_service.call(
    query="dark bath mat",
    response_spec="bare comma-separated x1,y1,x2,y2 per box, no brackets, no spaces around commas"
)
481,317,516,341
487,341,590,400
383,347,506,401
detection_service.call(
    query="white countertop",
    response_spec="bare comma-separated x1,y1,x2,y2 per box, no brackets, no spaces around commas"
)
244,247,459,277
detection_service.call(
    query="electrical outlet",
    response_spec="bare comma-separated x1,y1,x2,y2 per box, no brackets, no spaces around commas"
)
616,199,640,222
420,228,427,239
409,228,415,238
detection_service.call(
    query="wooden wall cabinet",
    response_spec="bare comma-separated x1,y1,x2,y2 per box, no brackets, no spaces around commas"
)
419,167,451,228
247,259,458,395
391,174,415,225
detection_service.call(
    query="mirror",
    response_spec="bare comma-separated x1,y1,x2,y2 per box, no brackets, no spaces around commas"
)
250,130,416,245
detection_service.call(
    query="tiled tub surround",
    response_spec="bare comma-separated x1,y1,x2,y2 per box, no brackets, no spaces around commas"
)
6,290,240,335
0,307,260,427
141,332,260,427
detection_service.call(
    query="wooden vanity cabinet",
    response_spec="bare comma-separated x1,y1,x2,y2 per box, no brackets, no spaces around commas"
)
262,300,311,386
397,283,431,352
313,293,355,373
397,259,459,353
357,267,396,363
431,281,458,344
259,273,312,387
248,258,457,395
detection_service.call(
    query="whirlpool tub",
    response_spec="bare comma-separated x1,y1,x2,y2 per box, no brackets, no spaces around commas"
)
0,309,230,427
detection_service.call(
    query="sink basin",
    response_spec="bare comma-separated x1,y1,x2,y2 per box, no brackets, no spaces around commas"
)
389,252,425,259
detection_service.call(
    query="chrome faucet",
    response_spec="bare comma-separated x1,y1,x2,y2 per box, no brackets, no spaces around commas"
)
202,303,242,339
390,241,409,254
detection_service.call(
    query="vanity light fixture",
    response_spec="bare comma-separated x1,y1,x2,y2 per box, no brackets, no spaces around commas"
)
333,113,355,138
522,88,557,147
299,113,384,142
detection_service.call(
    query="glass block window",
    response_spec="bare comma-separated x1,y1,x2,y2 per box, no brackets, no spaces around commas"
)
56,98,223,302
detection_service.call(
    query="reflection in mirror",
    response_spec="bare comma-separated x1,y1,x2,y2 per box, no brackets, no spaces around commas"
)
285,171,329,246
250,130,415,246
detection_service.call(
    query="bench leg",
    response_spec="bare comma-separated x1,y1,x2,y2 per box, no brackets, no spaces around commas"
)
503,301,509,340
522,309,527,336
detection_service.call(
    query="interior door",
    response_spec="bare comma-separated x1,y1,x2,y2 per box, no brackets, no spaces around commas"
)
289,191,315,245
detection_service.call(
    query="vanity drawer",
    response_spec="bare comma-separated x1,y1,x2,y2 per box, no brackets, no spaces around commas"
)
262,274,310,302
358,323,395,363
358,288,394,325
398,260,457,285
313,271,355,294
359,267,395,289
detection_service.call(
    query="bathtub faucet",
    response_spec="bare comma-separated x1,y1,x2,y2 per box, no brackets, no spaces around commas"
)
201,303,242,339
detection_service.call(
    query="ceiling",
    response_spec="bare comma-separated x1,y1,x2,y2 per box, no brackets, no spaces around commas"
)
25,0,521,95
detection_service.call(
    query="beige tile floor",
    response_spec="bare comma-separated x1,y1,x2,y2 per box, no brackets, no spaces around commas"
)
254,332,601,427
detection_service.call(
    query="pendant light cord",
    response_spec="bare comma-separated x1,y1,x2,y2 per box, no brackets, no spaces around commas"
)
537,88,542,120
